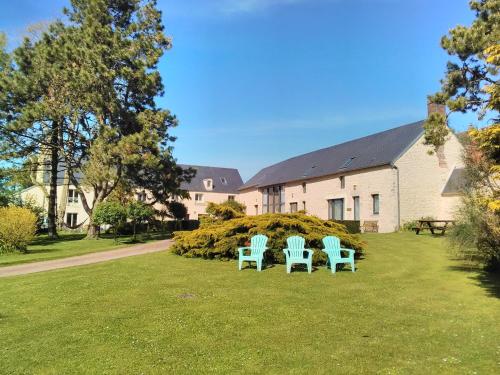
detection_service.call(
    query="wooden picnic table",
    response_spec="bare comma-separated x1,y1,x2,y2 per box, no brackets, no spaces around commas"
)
413,220,455,235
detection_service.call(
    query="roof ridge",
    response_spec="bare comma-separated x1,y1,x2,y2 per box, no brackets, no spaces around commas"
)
179,164,240,171
256,120,425,171
239,119,425,189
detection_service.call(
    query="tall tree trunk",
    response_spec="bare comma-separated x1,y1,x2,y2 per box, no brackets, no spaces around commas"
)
86,214,99,239
47,121,59,239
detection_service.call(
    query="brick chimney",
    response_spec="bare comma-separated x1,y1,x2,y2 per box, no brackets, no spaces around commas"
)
427,100,446,116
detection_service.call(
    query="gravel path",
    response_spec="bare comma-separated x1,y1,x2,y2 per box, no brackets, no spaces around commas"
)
0,239,172,278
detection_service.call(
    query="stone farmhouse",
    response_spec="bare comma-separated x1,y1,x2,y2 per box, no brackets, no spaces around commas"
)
237,105,464,232
20,165,243,227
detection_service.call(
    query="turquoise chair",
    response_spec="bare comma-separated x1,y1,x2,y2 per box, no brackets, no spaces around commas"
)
322,236,355,273
238,234,268,271
283,236,314,274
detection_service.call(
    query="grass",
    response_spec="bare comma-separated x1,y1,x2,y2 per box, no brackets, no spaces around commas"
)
0,231,170,267
0,232,499,374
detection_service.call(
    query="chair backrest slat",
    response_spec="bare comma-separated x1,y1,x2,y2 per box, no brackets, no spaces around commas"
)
250,235,268,256
322,236,341,258
286,236,306,258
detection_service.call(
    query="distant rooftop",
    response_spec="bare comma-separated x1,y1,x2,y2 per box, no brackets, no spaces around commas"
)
179,165,243,194
240,121,425,190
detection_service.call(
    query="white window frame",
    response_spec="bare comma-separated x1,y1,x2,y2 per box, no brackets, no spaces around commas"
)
68,189,79,204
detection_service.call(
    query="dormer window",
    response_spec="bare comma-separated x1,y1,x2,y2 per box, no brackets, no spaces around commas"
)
203,178,213,191
220,177,228,185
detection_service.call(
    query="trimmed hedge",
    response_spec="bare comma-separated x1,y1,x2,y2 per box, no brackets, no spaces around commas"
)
332,220,361,234
171,213,365,266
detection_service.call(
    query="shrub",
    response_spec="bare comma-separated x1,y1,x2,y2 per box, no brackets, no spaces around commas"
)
171,213,365,265
332,220,361,234
206,200,246,220
19,198,46,232
0,206,37,253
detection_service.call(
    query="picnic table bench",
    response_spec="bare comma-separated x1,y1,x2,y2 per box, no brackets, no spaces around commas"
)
412,220,455,235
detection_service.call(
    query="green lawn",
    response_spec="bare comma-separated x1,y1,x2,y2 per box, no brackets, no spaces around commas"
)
0,233,499,374
0,232,169,267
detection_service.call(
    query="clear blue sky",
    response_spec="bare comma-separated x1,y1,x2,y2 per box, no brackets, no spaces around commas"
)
0,0,481,180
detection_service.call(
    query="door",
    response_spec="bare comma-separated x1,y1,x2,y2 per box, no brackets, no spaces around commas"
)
353,196,360,220
328,199,344,220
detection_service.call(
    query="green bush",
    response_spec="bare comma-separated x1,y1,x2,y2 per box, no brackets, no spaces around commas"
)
19,198,46,232
171,213,365,265
0,206,37,253
206,200,246,220
332,220,361,234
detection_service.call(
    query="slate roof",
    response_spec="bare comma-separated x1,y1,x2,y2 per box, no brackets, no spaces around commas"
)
179,165,243,194
442,168,465,196
239,121,425,190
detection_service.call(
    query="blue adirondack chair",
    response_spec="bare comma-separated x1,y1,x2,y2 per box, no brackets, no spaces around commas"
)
283,236,314,274
238,234,268,271
322,236,355,273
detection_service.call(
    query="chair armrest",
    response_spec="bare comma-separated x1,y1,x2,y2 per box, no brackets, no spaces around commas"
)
282,249,290,258
305,249,314,258
340,248,355,256
238,247,250,255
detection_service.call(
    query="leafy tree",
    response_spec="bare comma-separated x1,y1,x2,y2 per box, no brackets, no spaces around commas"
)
424,0,499,149
54,0,193,238
167,201,188,220
127,201,155,240
165,201,188,230
1,1,193,240
93,201,127,241
426,0,499,271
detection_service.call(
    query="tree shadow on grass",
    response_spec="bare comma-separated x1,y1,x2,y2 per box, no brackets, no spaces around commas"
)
30,233,86,247
449,264,500,299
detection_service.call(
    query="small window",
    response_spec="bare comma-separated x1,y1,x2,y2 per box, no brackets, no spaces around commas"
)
195,193,203,202
302,182,307,193
220,177,228,185
372,194,380,215
254,205,258,215
290,202,298,213
340,176,345,189
206,180,212,188
136,192,146,202
302,201,306,211
228,195,235,201
68,189,79,203
66,213,77,227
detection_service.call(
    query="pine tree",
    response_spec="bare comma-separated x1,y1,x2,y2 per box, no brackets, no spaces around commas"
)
426,0,499,270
